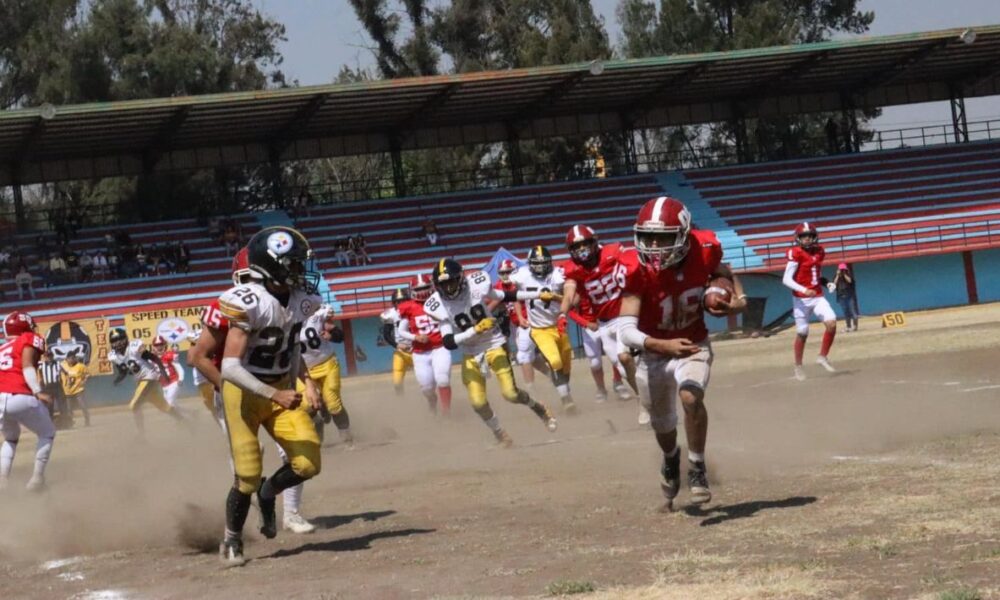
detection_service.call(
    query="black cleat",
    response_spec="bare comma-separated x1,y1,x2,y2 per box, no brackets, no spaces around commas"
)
688,460,712,505
257,479,278,539
219,538,246,567
658,450,681,512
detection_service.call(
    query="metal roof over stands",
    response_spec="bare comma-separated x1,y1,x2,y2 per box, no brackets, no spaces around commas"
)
2,25,1000,186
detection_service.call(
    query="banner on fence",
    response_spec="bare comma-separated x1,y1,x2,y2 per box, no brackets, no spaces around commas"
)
122,306,204,351
36,317,114,376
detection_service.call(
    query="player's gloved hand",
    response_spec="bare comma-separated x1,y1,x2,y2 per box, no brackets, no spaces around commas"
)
271,389,303,410
586,321,600,332
646,337,700,358
539,290,562,303
557,315,568,335
473,317,495,334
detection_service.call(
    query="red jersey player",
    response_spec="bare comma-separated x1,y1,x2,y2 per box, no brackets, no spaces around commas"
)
153,335,185,408
782,222,837,381
617,197,746,511
0,311,56,491
559,225,638,416
395,273,454,415
492,259,537,391
566,282,630,403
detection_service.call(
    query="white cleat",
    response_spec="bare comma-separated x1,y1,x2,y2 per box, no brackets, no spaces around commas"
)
816,356,836,373
594,390,608,403
546,417,558,433
614,382,633,401
794,366,806,381
25,476,45,492
282,511,316,534
638,406,651,426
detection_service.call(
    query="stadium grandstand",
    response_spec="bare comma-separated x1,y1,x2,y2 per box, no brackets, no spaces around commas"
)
2,25,1000,372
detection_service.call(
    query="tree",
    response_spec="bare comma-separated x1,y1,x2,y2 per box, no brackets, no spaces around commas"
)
617,0,875,167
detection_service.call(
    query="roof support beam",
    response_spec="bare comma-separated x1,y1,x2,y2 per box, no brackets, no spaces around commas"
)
623,63,712,122
741,51,831,104
270,93,326,158
849,40,948,97
143,106,190,171
517,72,588,121
958,57,1000,91
394,83,459,137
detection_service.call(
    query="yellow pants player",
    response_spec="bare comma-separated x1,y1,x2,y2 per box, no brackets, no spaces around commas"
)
295,303,353,447
107,329,185,434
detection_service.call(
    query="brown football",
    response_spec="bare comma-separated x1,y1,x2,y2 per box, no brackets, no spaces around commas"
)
703,276,735,316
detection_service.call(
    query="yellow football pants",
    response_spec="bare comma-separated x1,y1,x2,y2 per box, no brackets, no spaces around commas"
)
129,380,172,413
222,379,321,495
198,382,215,413
462,346,519,409
295,357,344,415
530,326,572,376
392,350,414,388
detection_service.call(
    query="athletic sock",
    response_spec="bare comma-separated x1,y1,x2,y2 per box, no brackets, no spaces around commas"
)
688,450,704,463
437,386,452,413
612,369,622,384
225,487,252,540
819,329,836,357
793,336,806,365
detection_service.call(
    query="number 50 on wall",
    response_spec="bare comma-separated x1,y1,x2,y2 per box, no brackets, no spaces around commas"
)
881,312,906,328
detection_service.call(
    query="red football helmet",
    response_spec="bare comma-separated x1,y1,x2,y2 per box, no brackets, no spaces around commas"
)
566,225,600,267
634,196,692,270
497,259,516,282
794,222,819,249
152,335,168,355
410,273,434,301
3,311,36,338
231,246,252,285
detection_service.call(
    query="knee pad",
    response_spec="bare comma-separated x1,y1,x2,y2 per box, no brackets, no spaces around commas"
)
589,357,602,370
289,454,320,480
796,324,809,336
237,474,262,495
516,350,534,365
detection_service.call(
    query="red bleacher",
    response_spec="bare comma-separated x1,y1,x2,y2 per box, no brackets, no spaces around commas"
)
685,141,1000,269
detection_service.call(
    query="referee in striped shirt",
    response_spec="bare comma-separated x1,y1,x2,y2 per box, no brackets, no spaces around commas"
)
39,351,67,424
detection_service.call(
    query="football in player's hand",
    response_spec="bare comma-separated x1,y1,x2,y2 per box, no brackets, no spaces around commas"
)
703,276,735,316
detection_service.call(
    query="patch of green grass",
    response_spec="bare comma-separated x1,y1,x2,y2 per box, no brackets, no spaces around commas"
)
546,580,596,596
938,587,982,600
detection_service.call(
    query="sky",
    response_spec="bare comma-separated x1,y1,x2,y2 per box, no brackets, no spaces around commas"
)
254,0,1000,129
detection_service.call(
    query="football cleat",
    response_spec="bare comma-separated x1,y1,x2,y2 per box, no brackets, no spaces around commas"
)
282,512,316,534
688,460,712,505
638,405,651,426
794,366,806,381
495,429,514,448
816,356,836,373
219,539,246,567
25,475,45,493
594,390,608,403
659,450,681,512
613,382,632,401
256,479,278,539
561,398,579,416
530,402,558,432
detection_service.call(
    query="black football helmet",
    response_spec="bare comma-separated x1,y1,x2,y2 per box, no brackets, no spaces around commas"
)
432,258,465,300
528,245,553,278
109,328,129,354
245,226,320,294
391,288,411,307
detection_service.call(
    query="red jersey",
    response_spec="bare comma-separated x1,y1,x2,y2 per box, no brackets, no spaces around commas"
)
567,292,597,327
493,279,523,327
0,331,46,395
200,300,230,379
397,299,443,354
786,245,825,298
159,350,181,385
623,230,723,344
562,243,641,322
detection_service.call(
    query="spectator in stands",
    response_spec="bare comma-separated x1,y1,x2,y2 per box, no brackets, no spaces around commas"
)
334,239,350,267
94,250,109,280
176,242,191,274
108,251,121,278
825,118,839,155
35,234,49,257
48,253,67,285
222,220,241,257
208,215,222,245
65,250,81,283
422,218,439,245
149,245,164,276
136,245,149,277
349,235,371,266
15,266,34,300
834,263,860,332
0,247,10,278
79,251,94,283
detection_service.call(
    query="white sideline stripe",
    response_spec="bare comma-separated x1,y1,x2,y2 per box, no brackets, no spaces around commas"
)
960,385,1000,393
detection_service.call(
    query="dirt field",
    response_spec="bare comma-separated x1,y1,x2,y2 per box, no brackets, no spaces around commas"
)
2,304,1000,600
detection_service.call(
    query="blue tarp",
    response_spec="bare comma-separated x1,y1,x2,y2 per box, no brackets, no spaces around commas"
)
480,247,526,283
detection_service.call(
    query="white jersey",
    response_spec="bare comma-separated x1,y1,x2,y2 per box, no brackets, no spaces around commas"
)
380,307,412,352
300,304,338,369
109,339,161,382
510,265,565,328
218,282,320,378
187,328,208,386
424,271,506,356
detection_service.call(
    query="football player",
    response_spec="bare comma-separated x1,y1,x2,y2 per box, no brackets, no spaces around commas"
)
510,246,576,413
380,289,414,396
617,197,746,511
424,259,558,446
559,225,643,422
188,247,316,539
395,273,453,415
567,294,629,403
492,259,537,392
216,227,324,566
0,311,55,492
152,335,185,408
783,222,837,381
109,328,183,433
296,302,353,446
187,327,215,416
